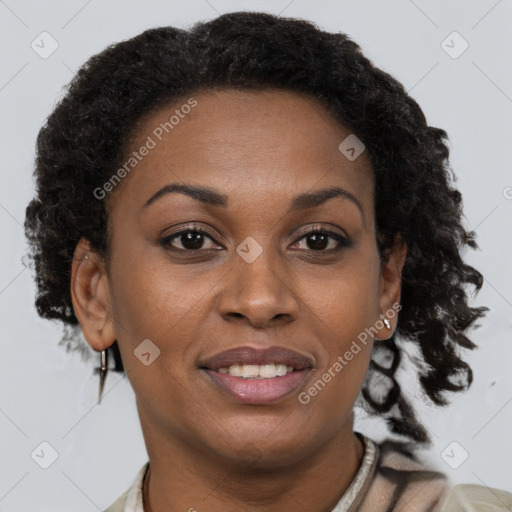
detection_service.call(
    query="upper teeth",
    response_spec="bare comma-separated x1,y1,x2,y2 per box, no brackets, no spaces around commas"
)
217,364,295,378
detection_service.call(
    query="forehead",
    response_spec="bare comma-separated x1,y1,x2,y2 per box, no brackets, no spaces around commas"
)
108,88,374,218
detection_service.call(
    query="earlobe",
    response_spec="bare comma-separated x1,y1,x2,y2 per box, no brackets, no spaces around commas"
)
70,237,116,352
377,234,407,338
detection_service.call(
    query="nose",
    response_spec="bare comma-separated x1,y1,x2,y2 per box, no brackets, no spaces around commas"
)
218,246,299,329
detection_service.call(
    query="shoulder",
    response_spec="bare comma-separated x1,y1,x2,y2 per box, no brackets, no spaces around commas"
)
104,489,130,512
354,438,450,511
357,438,512,512
104,462,149,512
377,440,450,510
440,483,512,511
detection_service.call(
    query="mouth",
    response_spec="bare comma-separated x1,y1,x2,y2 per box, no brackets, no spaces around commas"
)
198,346,314,404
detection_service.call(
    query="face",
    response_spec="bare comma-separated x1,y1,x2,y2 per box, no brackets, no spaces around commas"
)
72,88,406,467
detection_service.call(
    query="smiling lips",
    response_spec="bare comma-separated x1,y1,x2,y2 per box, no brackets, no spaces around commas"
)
199,346,314,404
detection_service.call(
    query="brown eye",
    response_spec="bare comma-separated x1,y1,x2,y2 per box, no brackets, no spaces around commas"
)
176,231,207,250
292,229,351,252
160,227,221,252
306,232,329,250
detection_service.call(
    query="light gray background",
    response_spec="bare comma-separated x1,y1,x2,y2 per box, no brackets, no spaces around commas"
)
1,1,511,510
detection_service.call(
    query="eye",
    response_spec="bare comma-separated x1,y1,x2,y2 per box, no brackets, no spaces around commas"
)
159,225,222,252
291,227,351,252
159,224,351,254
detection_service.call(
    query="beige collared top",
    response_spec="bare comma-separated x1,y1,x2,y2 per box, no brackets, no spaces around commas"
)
104,433,512,511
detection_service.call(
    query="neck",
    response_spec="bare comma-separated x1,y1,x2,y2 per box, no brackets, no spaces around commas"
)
139,411,364,512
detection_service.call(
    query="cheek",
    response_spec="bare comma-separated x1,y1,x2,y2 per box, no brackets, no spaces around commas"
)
299,272,378,427
106,247,215,371
306,251,381,346
299,250,380,408
106,253,213,424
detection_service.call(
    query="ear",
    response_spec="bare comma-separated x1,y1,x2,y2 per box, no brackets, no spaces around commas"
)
70,237,116,352
376,234,407,340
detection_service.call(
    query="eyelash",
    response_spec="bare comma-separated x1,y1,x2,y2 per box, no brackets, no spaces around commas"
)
159,223,351,254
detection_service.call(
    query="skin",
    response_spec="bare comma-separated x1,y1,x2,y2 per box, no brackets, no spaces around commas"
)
71,88,407,512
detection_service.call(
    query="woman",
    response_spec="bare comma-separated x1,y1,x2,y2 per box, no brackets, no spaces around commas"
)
24,11,511,512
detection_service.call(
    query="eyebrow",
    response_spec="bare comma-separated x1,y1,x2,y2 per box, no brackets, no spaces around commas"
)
143,183,366,225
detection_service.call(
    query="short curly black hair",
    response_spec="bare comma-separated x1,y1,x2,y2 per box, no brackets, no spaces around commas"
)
25,11,488,446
